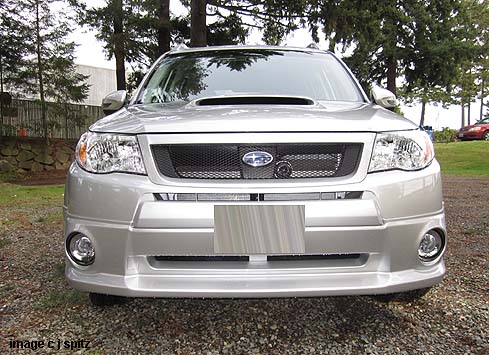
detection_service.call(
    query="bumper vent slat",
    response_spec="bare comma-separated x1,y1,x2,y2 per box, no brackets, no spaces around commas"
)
151,143,362,180
153,191,363,202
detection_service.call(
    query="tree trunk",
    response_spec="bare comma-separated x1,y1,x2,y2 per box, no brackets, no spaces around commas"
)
157,0,171,57
480,79,484,121
386,55,397,97
35,0,48,145
467,98,471,125
191,0,207,47
384,2,397,108
0,55,3,140
419,100,426,126
113,0,126,90
461,100,465,128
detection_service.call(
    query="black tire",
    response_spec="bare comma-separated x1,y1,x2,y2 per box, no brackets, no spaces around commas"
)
372,287,431,303
483,131,489,140
89,292,126,306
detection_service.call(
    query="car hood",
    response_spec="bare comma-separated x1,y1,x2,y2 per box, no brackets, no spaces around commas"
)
461,123,486,130
90,101,418,134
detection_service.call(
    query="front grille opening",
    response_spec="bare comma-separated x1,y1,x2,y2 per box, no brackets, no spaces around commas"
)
153,255,249,262
152,254,361,262
267,254,362,261
147,253,369,269
196,96,315,106
152,143,363,180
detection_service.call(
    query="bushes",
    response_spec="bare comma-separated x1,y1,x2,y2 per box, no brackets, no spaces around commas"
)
434,127,458,143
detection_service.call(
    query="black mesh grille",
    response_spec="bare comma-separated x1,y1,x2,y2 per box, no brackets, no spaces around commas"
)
151,143,362,180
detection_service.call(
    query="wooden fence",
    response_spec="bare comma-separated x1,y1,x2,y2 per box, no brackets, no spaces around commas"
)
0,99,104,140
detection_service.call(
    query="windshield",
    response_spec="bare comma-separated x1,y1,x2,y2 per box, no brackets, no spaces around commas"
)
138,50,364,104
476,117,489,124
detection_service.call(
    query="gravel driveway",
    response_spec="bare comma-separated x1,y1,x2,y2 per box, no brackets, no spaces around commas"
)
1,176,488,355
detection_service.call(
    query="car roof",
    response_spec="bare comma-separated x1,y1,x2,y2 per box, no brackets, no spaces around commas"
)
166,44,331,56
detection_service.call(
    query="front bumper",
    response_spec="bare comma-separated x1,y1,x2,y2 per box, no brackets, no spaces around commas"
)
64,161,446,298
457,130,483,140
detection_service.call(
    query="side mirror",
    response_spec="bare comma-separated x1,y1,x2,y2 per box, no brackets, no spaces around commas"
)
102,90,127,116
371,86,397,109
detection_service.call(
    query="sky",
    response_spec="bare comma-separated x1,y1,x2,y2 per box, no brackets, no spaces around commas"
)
70,0,486,130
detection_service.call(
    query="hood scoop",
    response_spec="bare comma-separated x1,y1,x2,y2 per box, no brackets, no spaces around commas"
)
195,96,315,106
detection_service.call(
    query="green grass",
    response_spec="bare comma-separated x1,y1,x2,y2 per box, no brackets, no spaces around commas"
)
434,141,489,176
50,262,66,281
0,183,64,205
0,237,11,248
36,289,86,309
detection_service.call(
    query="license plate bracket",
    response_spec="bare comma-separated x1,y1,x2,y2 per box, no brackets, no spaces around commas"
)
214,205,305,254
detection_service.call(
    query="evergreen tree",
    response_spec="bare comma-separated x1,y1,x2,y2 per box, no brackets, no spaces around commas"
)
78,0,175,89
205,1,309,45
452,0,489,125
78,0,129,90
15,0,89,143
309,0,482,121
0,1,30,94
0,1,31,137
401,0,469,125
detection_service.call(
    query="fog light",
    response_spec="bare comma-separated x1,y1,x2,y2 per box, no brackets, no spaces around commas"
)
418,229,444,262
67,233,95,265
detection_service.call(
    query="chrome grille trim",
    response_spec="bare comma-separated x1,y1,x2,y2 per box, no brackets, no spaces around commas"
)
153,191,363,202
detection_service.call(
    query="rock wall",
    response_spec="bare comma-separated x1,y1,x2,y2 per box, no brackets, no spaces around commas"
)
0,137,76,173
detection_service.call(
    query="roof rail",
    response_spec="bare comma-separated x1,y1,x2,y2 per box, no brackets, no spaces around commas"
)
172,43,189,51
306,43,319,49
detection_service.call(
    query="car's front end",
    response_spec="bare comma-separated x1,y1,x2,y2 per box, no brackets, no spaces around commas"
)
457,118,489,140
64,46,446,301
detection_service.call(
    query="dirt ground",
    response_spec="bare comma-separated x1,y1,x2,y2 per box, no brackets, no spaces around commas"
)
0,176,488,355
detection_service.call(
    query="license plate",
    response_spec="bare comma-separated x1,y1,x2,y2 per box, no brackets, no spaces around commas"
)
458,133,464,137
214,205,305,254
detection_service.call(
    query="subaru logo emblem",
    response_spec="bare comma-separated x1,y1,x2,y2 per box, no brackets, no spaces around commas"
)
242,151,273,167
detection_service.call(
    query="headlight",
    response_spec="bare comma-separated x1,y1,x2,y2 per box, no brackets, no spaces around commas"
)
368,130,434,173
76,132,146,174
469,126,481,131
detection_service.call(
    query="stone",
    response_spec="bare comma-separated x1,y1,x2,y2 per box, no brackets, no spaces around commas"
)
6,156,17,165
0,160,14,172
34,154,55,165
60,146,75,154
17,150,35,162
31,147,43,156
17,168,26,173
20,143,32,150
31,161,44,172
55,162,64,170
19,160,34,170
32,146,50,155
45,165,55,171
55,151,70,163
1,147,19,156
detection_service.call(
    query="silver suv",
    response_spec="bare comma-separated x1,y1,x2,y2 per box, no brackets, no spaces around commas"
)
64,46,446,306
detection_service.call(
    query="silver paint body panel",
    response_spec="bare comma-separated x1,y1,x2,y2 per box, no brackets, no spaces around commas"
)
64,46,446,298
64,158,446,297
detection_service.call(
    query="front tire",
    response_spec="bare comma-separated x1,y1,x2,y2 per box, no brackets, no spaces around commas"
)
372,287,431,303
89,292,126,306
483,131,489,140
